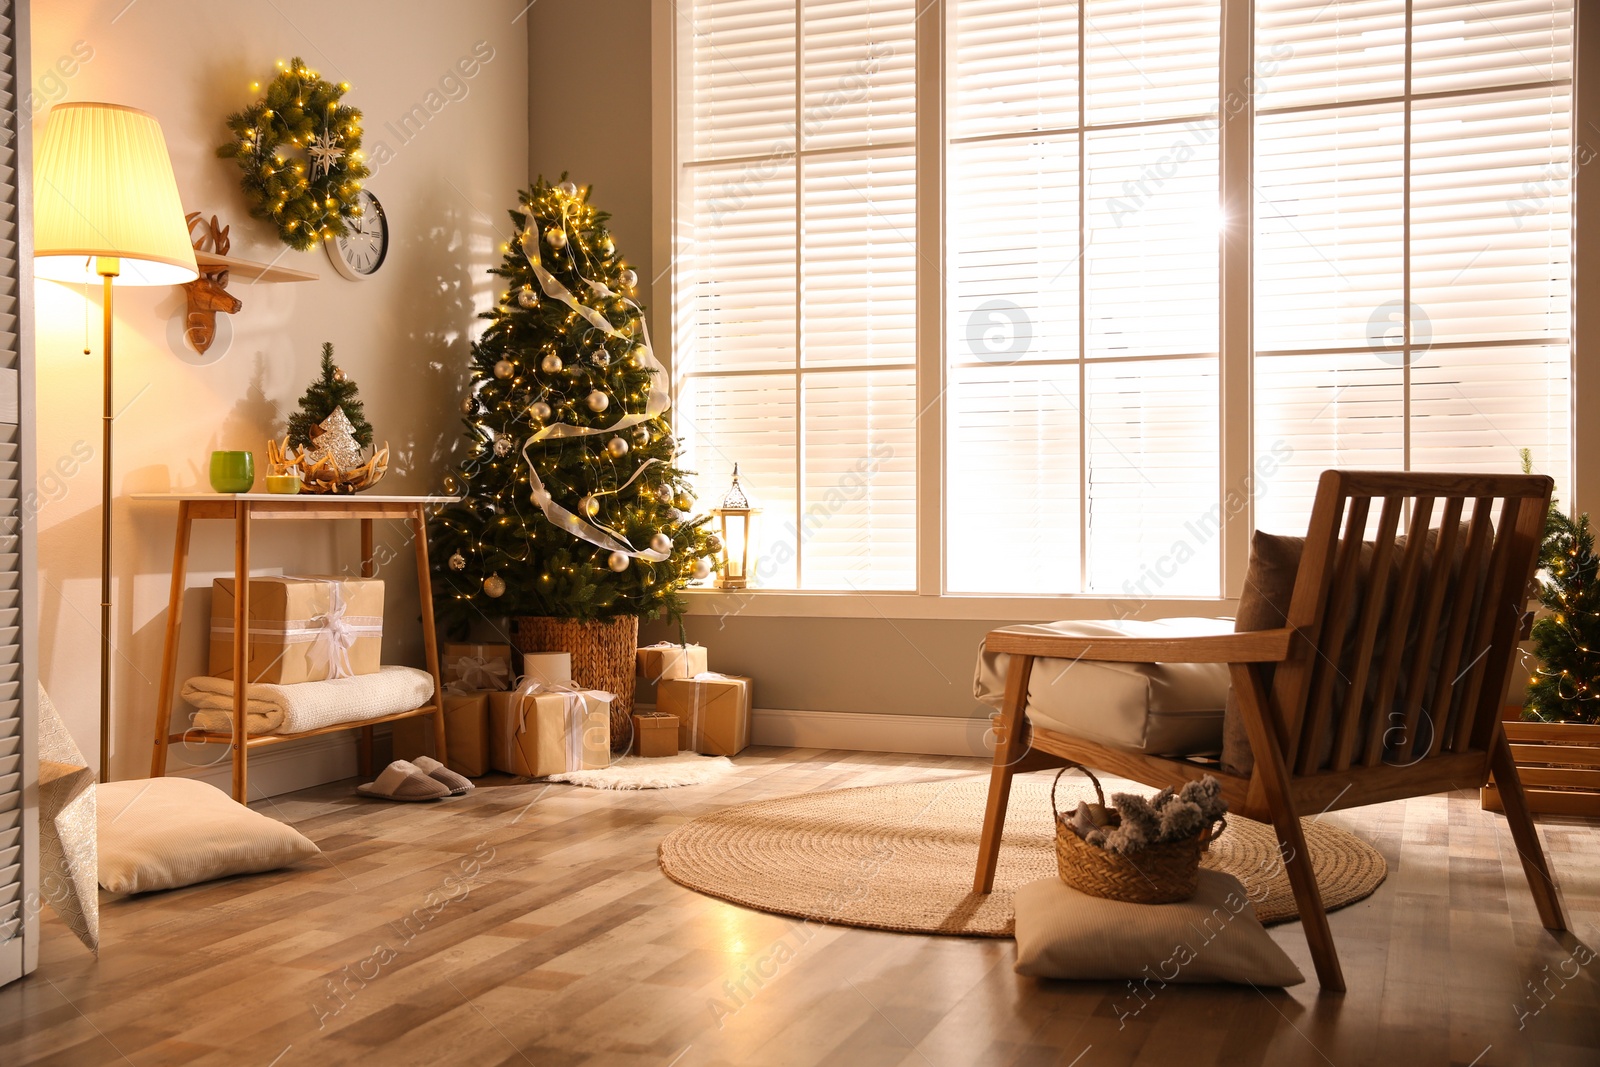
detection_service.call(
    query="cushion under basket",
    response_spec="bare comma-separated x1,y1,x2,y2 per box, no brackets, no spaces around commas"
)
974,617,1232,756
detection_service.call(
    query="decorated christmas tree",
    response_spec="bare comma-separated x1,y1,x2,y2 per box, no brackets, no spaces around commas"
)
288,342,373,451
1527,507,1600,724
429,178,718,626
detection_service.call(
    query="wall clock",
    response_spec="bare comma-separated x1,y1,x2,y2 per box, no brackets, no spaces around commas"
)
326,188,389,280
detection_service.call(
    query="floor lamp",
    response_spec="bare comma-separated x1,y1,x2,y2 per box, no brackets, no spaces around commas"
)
32,103,198,781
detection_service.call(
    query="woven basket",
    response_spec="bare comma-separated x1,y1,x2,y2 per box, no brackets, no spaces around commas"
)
512,615,639,751
1050,764,1224,905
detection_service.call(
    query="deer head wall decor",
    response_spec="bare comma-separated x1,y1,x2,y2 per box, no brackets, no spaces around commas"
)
181,212,242,354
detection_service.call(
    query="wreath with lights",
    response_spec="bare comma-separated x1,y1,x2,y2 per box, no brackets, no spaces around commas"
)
216,58,370,251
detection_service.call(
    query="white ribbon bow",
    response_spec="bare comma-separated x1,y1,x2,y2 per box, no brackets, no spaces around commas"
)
307,582,359,680
506,676,612,773
448,655,510,692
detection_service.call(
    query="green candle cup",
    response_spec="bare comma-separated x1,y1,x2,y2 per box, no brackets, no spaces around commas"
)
209,450,255,494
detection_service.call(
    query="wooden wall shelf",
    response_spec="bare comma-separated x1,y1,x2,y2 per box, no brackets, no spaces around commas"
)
194,250,319,284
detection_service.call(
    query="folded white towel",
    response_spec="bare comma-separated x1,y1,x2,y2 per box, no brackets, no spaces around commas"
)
182,666,436,736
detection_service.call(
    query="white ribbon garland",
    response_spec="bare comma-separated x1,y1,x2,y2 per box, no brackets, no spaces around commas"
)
513,212,674,562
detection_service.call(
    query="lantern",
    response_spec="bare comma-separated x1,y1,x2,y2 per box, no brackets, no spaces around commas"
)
710,464,759,590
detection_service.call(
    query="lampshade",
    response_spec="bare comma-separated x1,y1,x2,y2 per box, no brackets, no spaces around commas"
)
33,102,198,286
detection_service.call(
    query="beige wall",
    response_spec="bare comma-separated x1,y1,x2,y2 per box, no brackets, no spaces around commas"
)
31,0,529,780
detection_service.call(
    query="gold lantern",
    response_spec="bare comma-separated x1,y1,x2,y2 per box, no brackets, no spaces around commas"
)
710,465,759,590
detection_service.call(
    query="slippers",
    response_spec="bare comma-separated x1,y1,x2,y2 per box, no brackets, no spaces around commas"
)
356,760,451,802
411,755,474,796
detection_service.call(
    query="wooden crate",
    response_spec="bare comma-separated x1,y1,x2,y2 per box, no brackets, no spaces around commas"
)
1482,711,1600,817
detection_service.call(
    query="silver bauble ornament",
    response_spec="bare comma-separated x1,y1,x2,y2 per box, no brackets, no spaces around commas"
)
693,557,713,580
541,353,564,374
650,532,673,554
461,396,477,414
588,347,610,366
578,494,601,517
628,344,648,366
607,551,630,572
606,436,629,458
493,437,513,457
586,390,610,413
557,180,578,197
530,400,553,421
619,268,638,290
633,426,652,446
598,236,615,256
483,574,506,598
517,287,538,308
547,228,567,250
448,552,467,572
494,359,514,379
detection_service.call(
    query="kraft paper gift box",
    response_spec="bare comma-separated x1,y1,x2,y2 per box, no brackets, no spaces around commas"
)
442,643,515,691
490,687,612,777
521,652,573,688
633,712,679,758
210,575,383,684
659,674,751,757
636,642,709,684
391,692,492,778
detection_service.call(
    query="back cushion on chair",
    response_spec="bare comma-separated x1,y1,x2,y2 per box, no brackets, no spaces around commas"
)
974,618,1234,756
1221,532,1303,775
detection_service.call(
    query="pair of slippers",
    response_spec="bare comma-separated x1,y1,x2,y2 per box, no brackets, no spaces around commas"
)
357,757,473,801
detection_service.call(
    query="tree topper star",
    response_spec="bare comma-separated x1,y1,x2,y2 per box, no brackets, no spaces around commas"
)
307,132,344,178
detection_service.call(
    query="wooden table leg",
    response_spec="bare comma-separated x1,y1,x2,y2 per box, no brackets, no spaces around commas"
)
150,501,193,779
412,505,447,763
358,517,376,776
232,502,251,803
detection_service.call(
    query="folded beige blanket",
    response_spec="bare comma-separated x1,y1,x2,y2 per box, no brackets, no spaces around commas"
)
182,666,436,736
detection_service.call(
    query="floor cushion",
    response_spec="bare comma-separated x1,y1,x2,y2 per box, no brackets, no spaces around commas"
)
1013,869,1305,986
974,617,1233,756
98,777,320,894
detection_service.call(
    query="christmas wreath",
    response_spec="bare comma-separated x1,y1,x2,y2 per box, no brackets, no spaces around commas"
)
216,58,370,251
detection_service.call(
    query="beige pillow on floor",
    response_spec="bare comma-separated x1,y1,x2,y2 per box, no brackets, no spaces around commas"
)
1013,869,1304,986
98,777,319,894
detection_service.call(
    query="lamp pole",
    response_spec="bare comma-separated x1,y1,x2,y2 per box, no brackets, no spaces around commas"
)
97,256,118,781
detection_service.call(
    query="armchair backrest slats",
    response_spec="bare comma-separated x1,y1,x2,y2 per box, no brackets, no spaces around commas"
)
1272,472,1551,778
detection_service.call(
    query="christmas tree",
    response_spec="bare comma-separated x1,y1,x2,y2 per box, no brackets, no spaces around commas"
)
288,343,373,451
1527,507,1600,724
429,178,719,626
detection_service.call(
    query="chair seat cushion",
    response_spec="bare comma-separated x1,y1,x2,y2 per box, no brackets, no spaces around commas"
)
974,617,1234,756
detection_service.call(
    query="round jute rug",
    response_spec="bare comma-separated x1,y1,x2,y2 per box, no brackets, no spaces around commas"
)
658,775,1387,937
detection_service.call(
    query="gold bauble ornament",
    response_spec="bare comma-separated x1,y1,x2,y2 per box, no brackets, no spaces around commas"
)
650,532,673,554
541,353,564,374
585,390,610,413
517,287,538,308
494,359,514,379
557,180,578,197
607,551,630,572
448,552,467,571
578,494,601,517
332,367,347,383
529,400,552,422
461,396,477,415
483,574,506,598
547,228,567,250
605,436,629,458
673,492,693,511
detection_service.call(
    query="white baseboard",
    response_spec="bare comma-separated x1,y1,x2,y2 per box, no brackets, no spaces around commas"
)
638,702,995,758
167,732,362,801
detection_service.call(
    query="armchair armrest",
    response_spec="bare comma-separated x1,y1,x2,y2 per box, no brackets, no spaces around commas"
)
983,626,1294,664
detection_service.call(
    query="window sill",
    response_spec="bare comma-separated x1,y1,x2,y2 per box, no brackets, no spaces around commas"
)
678,588,1237,623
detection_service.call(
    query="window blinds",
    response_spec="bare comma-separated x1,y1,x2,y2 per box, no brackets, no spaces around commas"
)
946,0,1222,595
677,0,917,591
1253,0,1572,533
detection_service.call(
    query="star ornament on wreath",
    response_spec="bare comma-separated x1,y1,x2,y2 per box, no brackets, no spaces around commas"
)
216,57,371,251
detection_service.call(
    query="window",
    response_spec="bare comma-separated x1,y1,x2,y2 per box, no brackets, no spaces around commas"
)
673,0,919,591
1253,0,1573,532
668,0,1578,597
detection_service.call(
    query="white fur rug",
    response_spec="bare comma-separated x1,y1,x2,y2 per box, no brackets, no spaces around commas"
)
547,753,736,790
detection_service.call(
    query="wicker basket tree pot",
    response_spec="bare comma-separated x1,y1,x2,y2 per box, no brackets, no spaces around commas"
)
513,615,638,751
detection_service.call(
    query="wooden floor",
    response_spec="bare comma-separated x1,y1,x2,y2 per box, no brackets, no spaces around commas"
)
2,748,1598,1066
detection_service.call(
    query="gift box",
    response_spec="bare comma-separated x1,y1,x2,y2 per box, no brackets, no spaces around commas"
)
633,712,679,758
658,674,751,757
210,575,383,684
490,686,612,776
636,642,709,684
522,652,572,689
391,692,492,777
442,643,514,691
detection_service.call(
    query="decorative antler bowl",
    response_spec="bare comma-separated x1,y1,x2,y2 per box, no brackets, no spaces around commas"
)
266,436,389,494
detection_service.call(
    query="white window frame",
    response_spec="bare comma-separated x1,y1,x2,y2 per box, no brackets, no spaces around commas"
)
652,0,1597,623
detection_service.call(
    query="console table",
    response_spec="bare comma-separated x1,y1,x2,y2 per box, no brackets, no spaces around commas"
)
138,493,446,802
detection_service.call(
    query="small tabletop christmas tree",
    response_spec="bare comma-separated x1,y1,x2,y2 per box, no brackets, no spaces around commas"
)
429,178,718,625
288,342,373,452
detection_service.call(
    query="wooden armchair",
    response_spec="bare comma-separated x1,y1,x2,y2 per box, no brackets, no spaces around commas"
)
974,470,1567,992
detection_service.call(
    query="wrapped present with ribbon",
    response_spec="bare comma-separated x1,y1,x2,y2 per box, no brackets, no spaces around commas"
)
636,641,709,684
442,642,515,692
209,575,383,684
392,691,493,777
489,678,612,777
658,672,751,757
